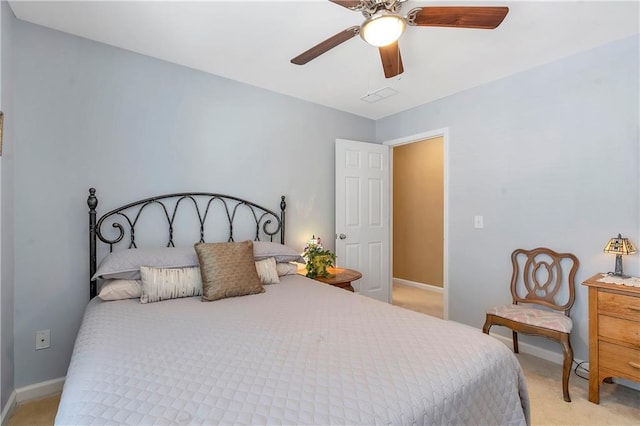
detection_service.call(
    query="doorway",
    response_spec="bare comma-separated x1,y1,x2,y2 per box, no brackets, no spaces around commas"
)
385,129,449,319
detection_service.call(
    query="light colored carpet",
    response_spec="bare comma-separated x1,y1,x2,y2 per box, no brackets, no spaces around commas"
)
392,281,443,318
518,352,640,425
6,393,59,426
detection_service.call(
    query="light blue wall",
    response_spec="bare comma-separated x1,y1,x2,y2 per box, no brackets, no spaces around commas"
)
377,35,640,361
1,0,15,408
5,13,640,390
12,19,374,387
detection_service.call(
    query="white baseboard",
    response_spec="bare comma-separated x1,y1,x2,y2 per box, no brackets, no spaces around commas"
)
393,277,444,294
15,377,65,404
0,391,16,426
488,332,567,365
614,378,640,391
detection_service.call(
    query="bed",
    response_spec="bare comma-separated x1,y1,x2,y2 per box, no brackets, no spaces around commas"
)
55,189,530,425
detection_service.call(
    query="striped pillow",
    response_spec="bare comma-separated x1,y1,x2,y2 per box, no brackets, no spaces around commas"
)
140,266,202,304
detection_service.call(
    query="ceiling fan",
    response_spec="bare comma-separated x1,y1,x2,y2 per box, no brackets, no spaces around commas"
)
291,0,509,78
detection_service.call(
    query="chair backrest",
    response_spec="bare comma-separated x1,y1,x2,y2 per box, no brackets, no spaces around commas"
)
510,247,579,316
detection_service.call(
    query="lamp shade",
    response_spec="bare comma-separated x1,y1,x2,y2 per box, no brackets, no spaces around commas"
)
603,234,637,255
360,12,406,47
304,235,322,252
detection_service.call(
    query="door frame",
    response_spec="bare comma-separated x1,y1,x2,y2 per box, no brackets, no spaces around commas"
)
384,127,450,320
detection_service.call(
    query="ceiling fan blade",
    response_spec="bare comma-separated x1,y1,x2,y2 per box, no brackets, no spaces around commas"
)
329,0,363,10
379,41,404,78
407,6,509,29
291,26,360,65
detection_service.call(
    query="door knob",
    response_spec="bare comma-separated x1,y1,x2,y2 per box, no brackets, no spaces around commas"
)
339,233,347,240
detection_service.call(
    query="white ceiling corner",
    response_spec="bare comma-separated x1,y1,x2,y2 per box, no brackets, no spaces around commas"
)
8,0,639,120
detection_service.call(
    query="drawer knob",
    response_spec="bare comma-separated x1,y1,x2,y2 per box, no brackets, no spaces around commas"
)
630,361,640,369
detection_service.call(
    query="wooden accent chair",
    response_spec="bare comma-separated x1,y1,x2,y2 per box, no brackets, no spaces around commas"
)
483,247,579,402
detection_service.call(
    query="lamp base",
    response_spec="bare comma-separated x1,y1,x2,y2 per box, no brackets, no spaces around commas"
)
607,272,632,279
609,254,628,277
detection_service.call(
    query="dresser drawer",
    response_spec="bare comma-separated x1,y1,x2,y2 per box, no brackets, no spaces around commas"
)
599,315,640,347
598,291,640,321
583,275,640,404
599,341,640,382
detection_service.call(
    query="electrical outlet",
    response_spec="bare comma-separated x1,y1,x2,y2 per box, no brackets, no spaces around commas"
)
473,215,484,229
36,330,50,350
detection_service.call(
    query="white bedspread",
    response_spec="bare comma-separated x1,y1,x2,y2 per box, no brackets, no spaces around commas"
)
56,275,530,425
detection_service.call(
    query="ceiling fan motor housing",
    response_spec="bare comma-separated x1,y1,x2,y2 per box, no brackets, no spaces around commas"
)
360,0,407,18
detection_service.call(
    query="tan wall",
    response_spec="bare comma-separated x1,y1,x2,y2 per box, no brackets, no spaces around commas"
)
393,136,444,287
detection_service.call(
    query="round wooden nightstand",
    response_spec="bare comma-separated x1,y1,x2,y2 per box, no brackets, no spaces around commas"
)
297,267,362,292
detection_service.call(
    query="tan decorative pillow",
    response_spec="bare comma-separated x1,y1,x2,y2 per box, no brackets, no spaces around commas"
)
194,241,265,302
255,257,280,284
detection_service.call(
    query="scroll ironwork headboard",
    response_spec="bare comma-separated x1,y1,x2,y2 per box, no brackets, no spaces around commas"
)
87,188,286,299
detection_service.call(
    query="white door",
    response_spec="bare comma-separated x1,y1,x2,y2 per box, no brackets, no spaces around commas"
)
335,139,390,302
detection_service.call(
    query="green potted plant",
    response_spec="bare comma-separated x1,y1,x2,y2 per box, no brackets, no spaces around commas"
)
302,236,336,279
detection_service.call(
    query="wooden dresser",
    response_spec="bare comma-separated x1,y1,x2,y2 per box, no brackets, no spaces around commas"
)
582,273,640,404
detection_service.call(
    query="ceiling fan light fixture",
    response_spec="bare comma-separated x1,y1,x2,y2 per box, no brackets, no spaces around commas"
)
360,12,406,47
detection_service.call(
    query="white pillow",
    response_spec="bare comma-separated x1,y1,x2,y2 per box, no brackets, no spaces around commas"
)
255,257,280,284
93,247,199,280
140,266,202,304
94,243,302,280
253,241,304,263
276,262,298,276
98,279,142,301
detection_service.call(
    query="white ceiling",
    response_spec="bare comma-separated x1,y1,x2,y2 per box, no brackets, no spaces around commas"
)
8,0,639,120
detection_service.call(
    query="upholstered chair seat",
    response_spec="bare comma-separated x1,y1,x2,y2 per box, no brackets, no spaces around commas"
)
486,304,573,333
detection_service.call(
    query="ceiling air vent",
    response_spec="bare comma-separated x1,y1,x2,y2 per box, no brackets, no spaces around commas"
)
360,86,398,103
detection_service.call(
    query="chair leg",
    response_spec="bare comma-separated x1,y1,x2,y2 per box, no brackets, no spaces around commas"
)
512,331,519,353
482,317,492,335
560,333,573,402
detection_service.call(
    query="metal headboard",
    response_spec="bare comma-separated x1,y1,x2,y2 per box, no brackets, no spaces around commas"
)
87,188,286,299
